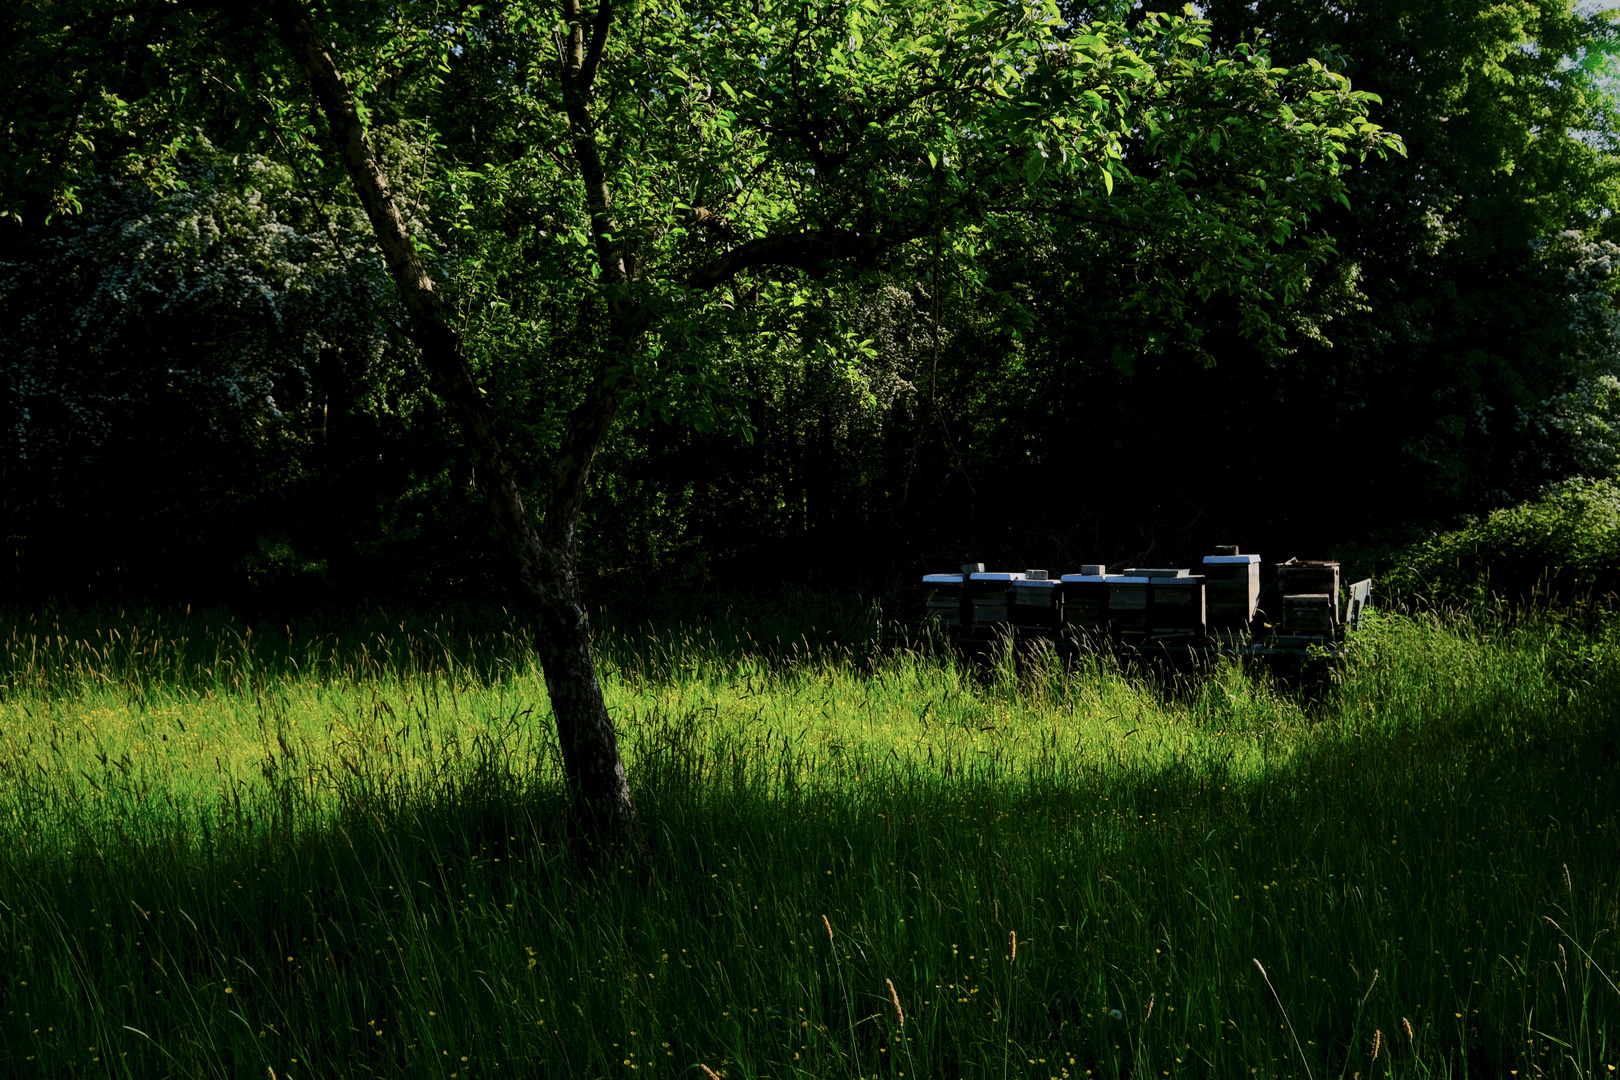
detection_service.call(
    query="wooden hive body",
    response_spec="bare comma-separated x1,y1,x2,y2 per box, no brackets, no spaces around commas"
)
1202,554,1260,630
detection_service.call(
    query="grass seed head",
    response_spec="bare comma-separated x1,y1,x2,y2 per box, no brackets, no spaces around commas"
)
1402,1017,1414,1044
1370,1029,1382,1061
887,978,905,1027
1008,929,1017,963
700,1066,721,1080
822,914,834,946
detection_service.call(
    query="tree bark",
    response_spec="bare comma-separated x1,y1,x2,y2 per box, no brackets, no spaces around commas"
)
267,0,640,851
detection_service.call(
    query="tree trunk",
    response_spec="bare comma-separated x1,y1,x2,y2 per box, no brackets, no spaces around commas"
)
268,0,640,852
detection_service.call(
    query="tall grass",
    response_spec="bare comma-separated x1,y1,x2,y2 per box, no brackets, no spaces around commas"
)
0,603,1615,1078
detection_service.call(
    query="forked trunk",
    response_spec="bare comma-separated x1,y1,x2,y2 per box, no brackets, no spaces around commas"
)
270,0,641,853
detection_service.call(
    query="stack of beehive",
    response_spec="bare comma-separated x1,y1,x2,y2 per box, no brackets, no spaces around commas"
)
922,565,1057,635
1202,548,1260,632
923,569,970,627
968,571,1024,629
924,548,1354,645
1134,569,1207,640
1276,558,1340,638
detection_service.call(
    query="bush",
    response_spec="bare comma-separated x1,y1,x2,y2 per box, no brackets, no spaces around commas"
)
1382,478,1620,609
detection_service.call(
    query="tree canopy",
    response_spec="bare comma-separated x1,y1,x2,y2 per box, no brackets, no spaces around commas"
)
8,4,1613,598
4,0,1403,600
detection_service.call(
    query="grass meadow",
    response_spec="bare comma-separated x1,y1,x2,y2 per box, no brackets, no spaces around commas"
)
0,598,1616,1079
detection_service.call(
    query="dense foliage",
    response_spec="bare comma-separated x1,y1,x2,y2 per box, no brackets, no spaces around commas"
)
1,0,1617,606
1383,477,1620,610
690,0,1620,580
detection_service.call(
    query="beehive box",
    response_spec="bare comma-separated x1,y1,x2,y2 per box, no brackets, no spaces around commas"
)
1106,576,1151,637
1009,570,1059,629
922,573,965,627
1277,559,1340,622
1147,575,1206,638
1203,553,1260,630
1059,571,1108,631
967,572,1023,629
1281,593,1336,637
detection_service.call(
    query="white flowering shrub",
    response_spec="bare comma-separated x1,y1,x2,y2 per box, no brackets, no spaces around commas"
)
1525,232,1620,480
0,162,420,600
1,162,395,465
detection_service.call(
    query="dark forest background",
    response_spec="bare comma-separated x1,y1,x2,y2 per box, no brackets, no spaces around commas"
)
6,0,1620,613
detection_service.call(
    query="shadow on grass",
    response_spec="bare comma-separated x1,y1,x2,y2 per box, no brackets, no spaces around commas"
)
1,609,1617,1079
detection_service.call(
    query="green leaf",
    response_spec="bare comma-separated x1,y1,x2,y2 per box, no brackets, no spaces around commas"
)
1024,151,1045,187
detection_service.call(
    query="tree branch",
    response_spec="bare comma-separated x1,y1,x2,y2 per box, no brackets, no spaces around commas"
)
560,0,627,285
265,0,544,585
546,371,619,549
581,0,614,92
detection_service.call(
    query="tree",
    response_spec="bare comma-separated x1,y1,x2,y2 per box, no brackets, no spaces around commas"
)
2,0,1398,845
1191,0,1620,526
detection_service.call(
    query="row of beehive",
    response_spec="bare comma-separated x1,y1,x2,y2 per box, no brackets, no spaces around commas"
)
924,554,1351,641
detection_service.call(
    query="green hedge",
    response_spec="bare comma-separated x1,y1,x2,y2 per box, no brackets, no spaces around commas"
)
1382,478,1620,609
